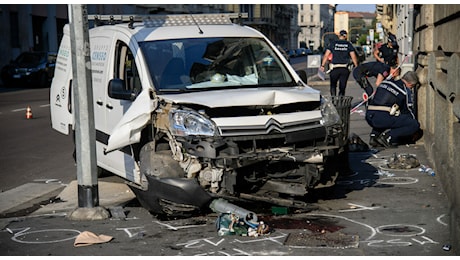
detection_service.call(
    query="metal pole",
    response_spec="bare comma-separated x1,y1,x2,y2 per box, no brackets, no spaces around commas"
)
68,4,99,208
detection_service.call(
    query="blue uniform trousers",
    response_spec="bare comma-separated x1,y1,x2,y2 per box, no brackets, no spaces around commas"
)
329,67,350,96
365,110,420,143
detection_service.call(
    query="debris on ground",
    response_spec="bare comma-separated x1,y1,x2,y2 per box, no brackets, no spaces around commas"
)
74,231,113,247
419,164,436,176
374,169,395,177
210,198,271,237
387,153,420,169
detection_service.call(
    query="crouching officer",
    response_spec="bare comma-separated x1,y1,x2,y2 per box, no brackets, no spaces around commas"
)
352,60,400,96
365,71,422,148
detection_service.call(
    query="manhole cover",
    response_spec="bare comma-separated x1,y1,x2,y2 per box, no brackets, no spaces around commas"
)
283,231,359,248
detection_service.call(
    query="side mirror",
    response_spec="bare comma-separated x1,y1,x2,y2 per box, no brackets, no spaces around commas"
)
108,78,136,101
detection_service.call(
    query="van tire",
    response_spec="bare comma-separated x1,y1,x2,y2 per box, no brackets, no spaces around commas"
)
130,142,210,217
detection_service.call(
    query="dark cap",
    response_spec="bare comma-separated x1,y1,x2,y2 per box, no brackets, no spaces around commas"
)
402,71,420,86
339,30,347,36
388,33,397,43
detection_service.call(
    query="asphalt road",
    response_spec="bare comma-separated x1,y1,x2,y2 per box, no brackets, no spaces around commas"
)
0,88,76,193
0,57,455,256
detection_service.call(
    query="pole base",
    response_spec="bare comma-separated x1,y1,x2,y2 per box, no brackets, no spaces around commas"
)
67,206,110,221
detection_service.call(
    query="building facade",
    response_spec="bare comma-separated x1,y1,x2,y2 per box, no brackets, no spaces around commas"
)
377,4,460,253
0,4,301,75
297,4,335,52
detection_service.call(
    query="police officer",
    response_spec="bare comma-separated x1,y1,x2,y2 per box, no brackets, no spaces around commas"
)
320,30,359,96
352,60,400,96
365,71,422,148
374,32,399,65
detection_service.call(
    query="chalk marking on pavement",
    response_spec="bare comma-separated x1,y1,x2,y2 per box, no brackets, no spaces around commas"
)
377,177,418,185
115,226,145,238
306,213,377,241
339,203,381,212
376,224,425,237
176,236,224,248
437,214,448,226
154,220,207,230
11,227,81,244
233,233,287,245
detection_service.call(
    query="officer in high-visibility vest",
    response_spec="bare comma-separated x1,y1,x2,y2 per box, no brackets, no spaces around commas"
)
365,71,422,148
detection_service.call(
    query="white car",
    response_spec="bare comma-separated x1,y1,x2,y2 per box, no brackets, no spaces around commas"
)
50,13,348,217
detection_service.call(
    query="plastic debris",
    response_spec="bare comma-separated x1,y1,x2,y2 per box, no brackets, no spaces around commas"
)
419,164,435,176
442,244,451,251
211,198,271,237
210,198,258,226
374,168,395,177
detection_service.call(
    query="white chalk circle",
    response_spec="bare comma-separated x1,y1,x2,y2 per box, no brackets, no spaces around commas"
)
12,229,81,244
377,176,418,185
376,224,425,237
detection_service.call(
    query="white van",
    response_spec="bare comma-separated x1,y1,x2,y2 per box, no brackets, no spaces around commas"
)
50,13,349,217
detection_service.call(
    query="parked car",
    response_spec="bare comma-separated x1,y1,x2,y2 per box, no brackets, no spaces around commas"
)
353,45,366,64
1,51,57,88
296,47,312,56
288,49,297,58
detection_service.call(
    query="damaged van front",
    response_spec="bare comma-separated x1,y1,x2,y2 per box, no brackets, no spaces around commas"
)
50,13,349,217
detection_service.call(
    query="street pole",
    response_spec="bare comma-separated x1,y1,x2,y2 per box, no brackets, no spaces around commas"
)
68,4,109,220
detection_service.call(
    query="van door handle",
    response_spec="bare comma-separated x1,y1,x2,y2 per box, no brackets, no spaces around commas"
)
96,100,103,106
106,104,113,110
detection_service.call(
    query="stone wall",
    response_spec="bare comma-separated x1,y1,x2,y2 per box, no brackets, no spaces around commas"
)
413,4,460,253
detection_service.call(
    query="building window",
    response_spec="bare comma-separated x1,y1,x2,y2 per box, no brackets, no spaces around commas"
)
240,4,254,18
301,15,304,23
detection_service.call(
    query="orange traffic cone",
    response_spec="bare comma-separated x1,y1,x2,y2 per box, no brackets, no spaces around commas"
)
26,106,33,119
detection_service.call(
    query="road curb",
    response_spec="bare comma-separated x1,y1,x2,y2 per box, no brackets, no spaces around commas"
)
0,182,65,216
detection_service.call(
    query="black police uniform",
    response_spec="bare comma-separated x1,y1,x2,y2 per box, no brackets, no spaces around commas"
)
377,44,398,65
352,61,391,96
326,39,355,96
365,79,420,146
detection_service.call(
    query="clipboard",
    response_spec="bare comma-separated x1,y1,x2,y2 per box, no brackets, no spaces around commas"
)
317,68,326,81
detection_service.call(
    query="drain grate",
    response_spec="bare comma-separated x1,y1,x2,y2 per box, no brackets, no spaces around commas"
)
283,231,359,248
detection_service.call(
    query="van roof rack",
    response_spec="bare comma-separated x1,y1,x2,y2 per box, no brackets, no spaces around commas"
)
89,13,248,29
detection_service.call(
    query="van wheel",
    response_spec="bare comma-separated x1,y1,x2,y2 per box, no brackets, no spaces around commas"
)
130,142,210,218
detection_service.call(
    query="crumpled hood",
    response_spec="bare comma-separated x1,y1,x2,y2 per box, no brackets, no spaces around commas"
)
106,87,321,152
157,87,321,107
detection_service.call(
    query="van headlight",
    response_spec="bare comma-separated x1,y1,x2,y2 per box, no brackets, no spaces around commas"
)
320,96,342,126
169,109,216,137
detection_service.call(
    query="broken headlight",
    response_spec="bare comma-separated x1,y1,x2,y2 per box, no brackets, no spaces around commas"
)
169,109,216,137
320,95,342,126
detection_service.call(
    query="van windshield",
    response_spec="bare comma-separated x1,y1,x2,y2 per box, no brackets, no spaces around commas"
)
139,37,295,92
